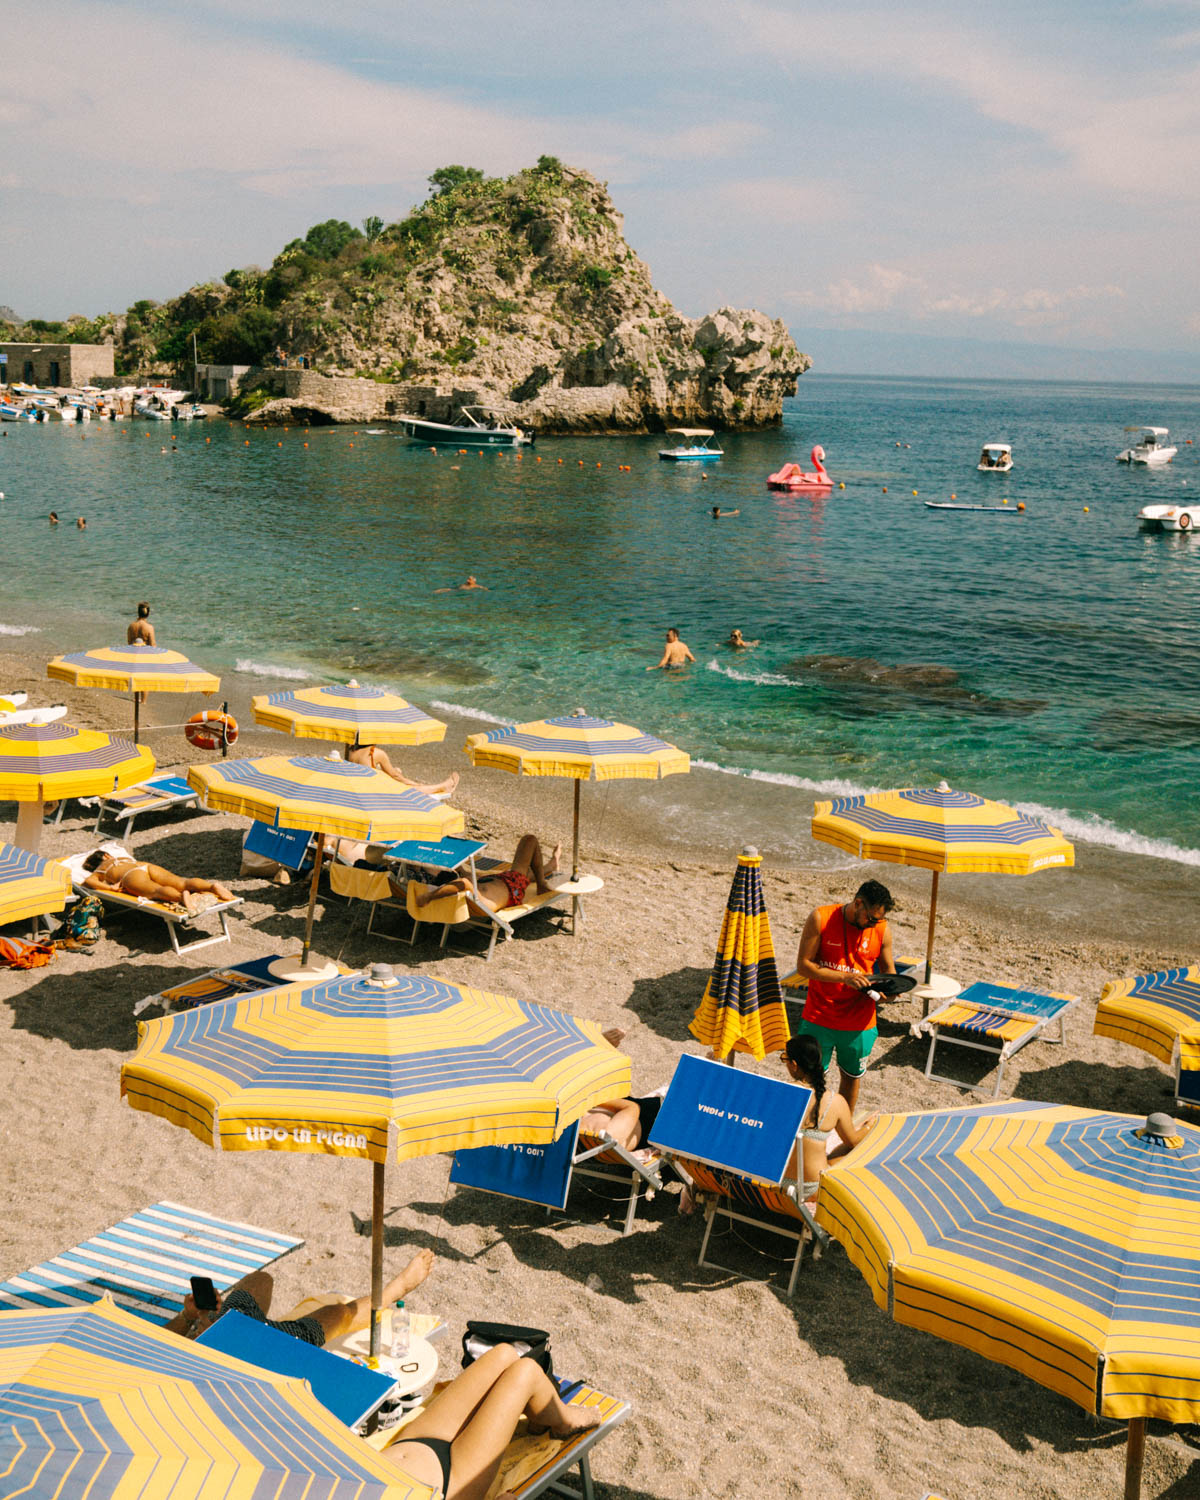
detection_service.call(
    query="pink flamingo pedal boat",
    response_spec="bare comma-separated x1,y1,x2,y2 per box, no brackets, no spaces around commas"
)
767,445,832,490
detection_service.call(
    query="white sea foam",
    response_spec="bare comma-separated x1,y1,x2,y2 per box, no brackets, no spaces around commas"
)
430,699,514,727
706,658,797,689
235,658,313,681
691,757,1200,867
0,623,41,636
1015,801,1200,868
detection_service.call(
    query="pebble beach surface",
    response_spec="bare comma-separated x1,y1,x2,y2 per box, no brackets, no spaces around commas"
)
1,647,1196,1499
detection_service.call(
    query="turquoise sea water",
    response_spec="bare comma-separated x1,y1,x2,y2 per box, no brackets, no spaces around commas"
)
1,373,1198,863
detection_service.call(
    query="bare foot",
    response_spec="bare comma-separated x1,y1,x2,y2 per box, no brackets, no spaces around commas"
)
213,883,234,902
547,842,561,876
442,771,460,795
182,891,202,913
383,1248,435,1303
527,1406,603,1440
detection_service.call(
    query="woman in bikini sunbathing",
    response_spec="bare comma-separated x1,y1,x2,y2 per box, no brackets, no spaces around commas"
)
380,1342,601,1500
415,834,560,914
348,740,460,798
81,851,235,913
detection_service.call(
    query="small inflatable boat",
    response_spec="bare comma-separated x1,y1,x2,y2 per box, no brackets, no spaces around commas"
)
768,445,832,490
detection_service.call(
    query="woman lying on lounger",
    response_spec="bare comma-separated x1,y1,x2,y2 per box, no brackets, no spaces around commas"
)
381,1342,601,1500
415,834,561,913
81,850,235,912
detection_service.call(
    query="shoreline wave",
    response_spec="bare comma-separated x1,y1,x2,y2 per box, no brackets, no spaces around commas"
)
0,624,42,636
234,658,313,681
706,658,798,688
430,699,514,727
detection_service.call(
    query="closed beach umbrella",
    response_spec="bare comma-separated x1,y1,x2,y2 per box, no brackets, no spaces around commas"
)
464,709,690,881
48,643,220,741
690,846,790,1062
187,753,464,978
810,781,1073,988
0,720,155,852
1095,967,1200,1110
122,964,631,1355
252,680,446,745
0,840,72,928
0,1298,431,1499
816,1100,1200,1498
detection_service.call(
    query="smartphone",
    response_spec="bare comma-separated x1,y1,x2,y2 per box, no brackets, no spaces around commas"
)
190,1275,218,1311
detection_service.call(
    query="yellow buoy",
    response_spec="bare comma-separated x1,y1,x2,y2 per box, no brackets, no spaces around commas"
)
838,482,845,489
912,489,918,496
1083,505,1089,512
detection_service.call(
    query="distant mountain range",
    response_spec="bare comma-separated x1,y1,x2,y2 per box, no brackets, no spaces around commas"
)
794,327,1200,385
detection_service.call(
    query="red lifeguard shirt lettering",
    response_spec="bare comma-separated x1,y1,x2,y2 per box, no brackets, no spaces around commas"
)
802,903,889,1032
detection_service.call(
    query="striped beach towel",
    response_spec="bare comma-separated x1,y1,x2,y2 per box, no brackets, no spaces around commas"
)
0,1200,302,1324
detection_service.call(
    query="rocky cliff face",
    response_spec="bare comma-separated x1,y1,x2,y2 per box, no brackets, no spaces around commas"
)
165,160,808,430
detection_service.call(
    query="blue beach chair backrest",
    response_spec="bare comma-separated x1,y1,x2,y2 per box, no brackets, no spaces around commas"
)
647,1054,812,1185
450,1122,580,1210
244,820,314,872
198,1309,395,1429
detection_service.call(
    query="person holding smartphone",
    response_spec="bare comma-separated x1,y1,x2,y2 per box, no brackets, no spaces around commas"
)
166,1249,434,1348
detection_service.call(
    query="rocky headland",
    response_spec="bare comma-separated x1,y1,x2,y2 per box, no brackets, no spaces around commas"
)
3,160,808,433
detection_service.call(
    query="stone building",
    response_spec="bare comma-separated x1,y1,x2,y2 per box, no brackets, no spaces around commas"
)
194,362,253,401
0,342,114,387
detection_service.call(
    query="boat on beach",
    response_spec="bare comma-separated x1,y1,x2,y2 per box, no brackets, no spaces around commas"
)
977,442,1012,472
1117,426,1177,465
398,405,532,447
767,445,831,489
658,428,723,461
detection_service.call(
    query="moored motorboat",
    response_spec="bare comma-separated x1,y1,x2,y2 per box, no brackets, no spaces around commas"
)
1139,501,1199,532
658,427,723,461
977,442,1012,472
398,405,531,446
768,445,831,489
1117,426,1177,465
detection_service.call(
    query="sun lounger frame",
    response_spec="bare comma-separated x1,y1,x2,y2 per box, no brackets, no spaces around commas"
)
406,875,573,960
920,982,1079,1097
71,878,241,955
91,775,201,835
572,1133,665,1237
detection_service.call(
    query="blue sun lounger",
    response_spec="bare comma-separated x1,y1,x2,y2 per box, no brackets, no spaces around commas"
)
0,1201,302,1324
919,981,1079,1097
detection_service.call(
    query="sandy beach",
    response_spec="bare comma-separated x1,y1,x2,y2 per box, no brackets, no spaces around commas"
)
1,647,1197,1500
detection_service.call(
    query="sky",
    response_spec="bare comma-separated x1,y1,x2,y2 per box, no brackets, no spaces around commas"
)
4,0,1199,377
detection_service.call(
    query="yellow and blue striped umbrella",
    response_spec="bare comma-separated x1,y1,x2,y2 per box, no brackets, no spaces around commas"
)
0,721,155,852
817,1100,1200,1496
188,753,464,969
465,709,689,878
690,847,790,1061
48,644,220,742
1096,968,1200,1111
811,783,1074,985
0,840,72,927
252,682,446,746
0,1298,431,1499
122,964,631,1354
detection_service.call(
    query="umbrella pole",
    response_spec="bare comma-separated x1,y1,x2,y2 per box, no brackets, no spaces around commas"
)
14,800,43,855
301,833,326,967
1123,1418,1145,1500
571,779,581,883
133,692,140,745
369,1159,385,1359
923,869,940,1003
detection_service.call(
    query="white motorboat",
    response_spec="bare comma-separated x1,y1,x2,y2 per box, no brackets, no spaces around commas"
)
1138,500,1199,533
977,441,1012,472
0,400,31,421
1117,426,1177,465
658,427,724,461
398,405,532,446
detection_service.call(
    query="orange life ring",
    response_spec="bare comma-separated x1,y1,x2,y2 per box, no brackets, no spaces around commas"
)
1179,511,1192,530
185,710,238,750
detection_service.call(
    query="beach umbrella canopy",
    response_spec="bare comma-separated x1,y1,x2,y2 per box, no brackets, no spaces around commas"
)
816,1100,1200,1499
122,963,631,1355
810,782,1074,986
0,721,155,852
0,1298,432,1499
187,753,464,977
252,681,446,745
48,644,220,741
1095,967,1200,1109
0,840,72,927
464,709,690,879
690,846,790,1062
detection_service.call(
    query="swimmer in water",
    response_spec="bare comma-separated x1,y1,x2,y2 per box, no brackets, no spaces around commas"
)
727,629,759,650
647,628,695,671
711,506,740,518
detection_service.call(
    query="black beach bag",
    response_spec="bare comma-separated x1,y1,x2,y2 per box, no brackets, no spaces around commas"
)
461,1321,553,1379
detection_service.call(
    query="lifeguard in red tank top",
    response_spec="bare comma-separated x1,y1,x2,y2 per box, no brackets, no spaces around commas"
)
802,902,890,1033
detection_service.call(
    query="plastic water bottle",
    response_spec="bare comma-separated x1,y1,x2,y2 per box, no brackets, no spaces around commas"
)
390,1299,410,1359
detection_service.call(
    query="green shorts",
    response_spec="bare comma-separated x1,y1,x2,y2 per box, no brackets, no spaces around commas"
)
797,1019,878,1079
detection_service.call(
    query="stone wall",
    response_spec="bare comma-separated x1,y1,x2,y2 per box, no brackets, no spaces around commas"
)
272,370,487,424
0,341,114,387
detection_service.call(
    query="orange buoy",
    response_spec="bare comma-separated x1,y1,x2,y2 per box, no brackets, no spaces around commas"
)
185,710,238,751
882,487,887,493
304,442,308,448
1017,502,1026,511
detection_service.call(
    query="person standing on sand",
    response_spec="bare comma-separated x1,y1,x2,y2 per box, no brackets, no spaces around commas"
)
347,740,459,798
793,879,896,1111
127,602,155,646
647,628,695,671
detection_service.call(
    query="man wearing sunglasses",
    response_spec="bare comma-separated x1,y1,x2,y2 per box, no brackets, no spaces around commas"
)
794,879,896,1110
